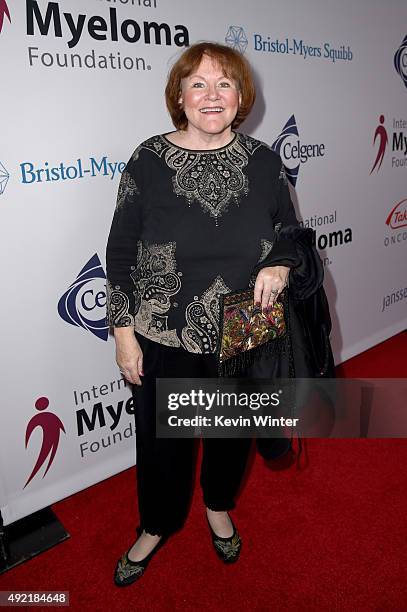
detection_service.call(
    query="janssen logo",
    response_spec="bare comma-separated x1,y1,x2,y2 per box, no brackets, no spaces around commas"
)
25,1,190,71
58,254,109,341
271,115,325,186
0,0,11,34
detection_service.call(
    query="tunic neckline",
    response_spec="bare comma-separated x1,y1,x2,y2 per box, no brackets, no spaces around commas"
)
160,131,239,153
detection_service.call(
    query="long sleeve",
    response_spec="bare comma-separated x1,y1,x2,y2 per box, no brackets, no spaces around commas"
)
252,160,300,275
251,157,324,298
106,150,144,327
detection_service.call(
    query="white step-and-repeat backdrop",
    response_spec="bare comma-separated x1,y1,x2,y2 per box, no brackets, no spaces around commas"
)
0,0,406,524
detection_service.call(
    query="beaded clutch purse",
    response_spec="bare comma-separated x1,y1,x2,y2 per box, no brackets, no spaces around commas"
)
217,288,287,376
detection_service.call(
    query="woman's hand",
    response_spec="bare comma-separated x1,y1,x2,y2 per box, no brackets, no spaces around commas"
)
114,327,144,386
253,265,290,310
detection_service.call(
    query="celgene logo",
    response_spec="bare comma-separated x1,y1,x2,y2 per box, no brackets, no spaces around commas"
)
0,0,11,34
225,26,248,54
271,115,325,186
58,254,109,341
394,35,407,89
0,161,10,194
386,198,407,230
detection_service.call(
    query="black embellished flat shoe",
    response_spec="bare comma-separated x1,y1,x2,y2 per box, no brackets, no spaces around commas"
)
206,515,242,564
113,532,167,587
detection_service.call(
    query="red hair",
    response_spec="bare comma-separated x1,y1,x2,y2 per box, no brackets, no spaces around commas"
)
165,42,256,130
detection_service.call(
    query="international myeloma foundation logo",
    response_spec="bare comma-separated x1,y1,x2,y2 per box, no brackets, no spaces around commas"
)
386,198,407,230
370,115,388,174
0,0,11,34
24,397,66,488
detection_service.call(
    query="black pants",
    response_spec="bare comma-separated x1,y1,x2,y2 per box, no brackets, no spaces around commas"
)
132,333,252,537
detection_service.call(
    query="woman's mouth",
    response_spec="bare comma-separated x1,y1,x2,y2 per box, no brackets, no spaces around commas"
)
199,107,225,114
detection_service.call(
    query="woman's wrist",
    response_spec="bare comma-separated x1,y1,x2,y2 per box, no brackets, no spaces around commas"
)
114,326,137,343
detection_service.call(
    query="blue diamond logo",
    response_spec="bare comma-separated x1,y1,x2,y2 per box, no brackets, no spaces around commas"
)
225,26,248,54
0,161,9,195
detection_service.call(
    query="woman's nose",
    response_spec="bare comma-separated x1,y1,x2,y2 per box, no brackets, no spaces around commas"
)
206,84,220,100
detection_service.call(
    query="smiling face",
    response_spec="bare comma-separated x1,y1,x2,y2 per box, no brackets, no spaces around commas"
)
179,54,242,139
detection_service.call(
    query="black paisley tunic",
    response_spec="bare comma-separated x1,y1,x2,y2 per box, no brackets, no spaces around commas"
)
106,132,298,353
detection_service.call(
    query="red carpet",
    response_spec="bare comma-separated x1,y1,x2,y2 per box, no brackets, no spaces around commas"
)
2,331,407,611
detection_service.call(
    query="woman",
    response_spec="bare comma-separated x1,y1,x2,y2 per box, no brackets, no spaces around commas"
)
106,41,299,587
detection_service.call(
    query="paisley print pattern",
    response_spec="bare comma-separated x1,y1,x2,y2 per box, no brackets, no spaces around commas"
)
279,163,288,186
258,238,274,263
106,279,134,326
115,170,139,211
181,276,231,353
132,241,182,346
140,133,263,223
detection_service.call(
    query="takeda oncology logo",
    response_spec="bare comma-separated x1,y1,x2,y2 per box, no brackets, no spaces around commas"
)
386,198,407,230
271,115,326,186
0,0,11,34
383,198,407,249
58,254,109,341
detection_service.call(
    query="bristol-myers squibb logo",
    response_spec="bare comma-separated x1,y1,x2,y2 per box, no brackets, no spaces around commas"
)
271,115,325,186
0,161,10,195
58,254,108,341
20,155,125,184
225,25,353,63
225,26,248,54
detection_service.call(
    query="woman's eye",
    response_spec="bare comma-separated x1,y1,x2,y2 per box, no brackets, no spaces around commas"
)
192,82,205,88
219,82,231,88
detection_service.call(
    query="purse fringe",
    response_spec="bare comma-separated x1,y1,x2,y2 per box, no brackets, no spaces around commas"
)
218,333,289,377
